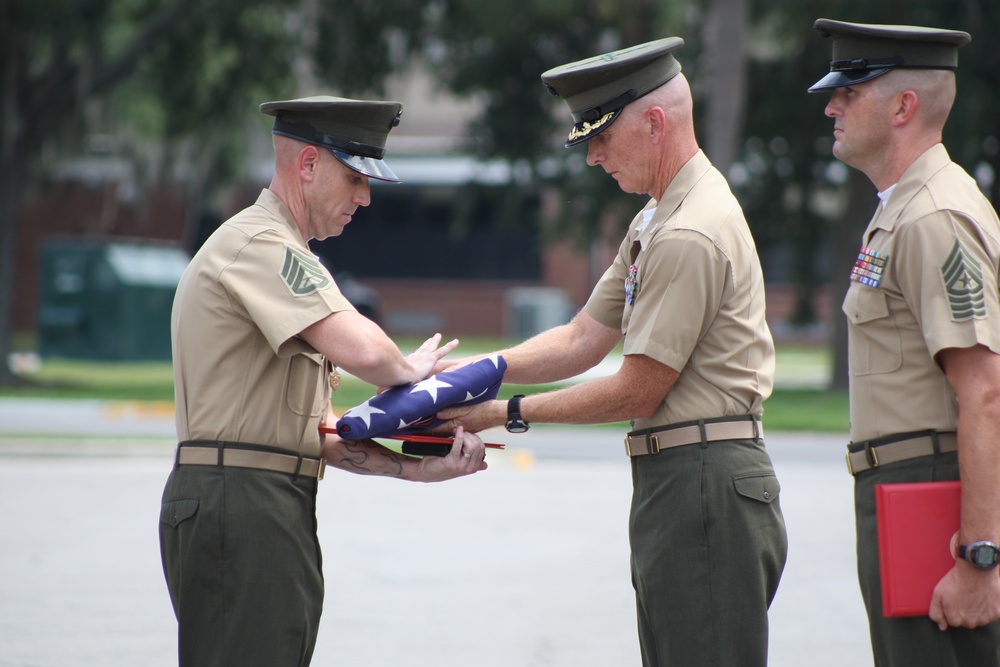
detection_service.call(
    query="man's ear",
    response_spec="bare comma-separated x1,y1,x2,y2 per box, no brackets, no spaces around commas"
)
648,106,668,143
891,90,920,128
299,145,321,182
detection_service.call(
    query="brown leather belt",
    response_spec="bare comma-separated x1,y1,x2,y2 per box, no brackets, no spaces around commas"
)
176,441,326,480
846,431,957,476
625,416,763,458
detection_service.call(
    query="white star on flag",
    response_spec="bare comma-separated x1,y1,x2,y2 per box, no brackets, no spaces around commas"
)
342,400,386,428
335,355,508,439
410,376,454,403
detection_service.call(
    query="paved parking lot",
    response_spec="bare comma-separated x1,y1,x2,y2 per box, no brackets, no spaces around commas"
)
0,401,871,666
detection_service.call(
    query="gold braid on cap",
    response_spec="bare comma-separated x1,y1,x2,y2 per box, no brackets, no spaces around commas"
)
568,111,616,141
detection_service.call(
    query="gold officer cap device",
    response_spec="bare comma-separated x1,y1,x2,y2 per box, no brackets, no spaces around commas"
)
541,37,684,147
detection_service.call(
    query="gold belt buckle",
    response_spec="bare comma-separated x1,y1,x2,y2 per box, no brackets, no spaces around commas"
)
624,434,659,457
845,443,879,476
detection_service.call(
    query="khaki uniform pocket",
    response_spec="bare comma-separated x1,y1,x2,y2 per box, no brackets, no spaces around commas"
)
842,284,902,375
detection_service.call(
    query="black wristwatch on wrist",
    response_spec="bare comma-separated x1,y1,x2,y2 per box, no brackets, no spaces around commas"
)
505,394,529,433
957,540,1000,570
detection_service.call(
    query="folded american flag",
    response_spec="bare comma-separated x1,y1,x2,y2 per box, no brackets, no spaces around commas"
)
335,355,507,439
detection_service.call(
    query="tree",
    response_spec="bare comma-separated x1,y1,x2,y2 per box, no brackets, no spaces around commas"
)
0,0,202,384
422,0,714,243
700,0,750,175
0,0,431,385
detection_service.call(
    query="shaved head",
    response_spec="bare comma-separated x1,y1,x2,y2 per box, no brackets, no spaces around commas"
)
875,68,956,131
624,72,694,133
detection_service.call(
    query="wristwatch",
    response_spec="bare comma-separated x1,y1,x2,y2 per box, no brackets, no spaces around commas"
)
505,394,529,433
957,540,1000,570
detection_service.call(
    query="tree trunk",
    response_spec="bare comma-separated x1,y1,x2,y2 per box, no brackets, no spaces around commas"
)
701,0,748,175
0,154,24,384
829,168,876,390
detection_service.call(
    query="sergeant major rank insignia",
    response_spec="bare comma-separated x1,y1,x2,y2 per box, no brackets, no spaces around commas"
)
281,246,331,296
940,239,986,321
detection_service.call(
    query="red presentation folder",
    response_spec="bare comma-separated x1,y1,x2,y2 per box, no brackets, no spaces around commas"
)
875,481,961,617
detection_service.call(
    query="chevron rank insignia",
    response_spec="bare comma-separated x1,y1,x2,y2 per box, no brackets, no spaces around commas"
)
280,246,331,296
940,239,986,321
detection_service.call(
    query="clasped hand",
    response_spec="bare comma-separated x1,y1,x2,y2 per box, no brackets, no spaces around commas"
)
929,562,1000,630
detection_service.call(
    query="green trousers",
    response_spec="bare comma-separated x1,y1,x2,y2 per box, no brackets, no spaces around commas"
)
629,438,787,667
159,464,323,667
854,451,1000,666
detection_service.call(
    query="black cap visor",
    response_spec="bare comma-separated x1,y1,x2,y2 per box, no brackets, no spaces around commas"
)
271,117,400,182
330,149,400,183
808,66,893,92
565,108,622,147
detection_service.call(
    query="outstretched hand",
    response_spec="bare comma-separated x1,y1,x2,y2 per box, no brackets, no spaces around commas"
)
405,333,459,384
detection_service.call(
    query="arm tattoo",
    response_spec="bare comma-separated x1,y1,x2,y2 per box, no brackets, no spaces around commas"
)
335,440,405,477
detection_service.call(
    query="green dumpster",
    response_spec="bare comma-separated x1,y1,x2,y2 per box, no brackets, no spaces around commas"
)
38,239,190,361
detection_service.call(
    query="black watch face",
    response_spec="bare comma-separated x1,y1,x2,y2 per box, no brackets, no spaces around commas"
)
971,544,1000,569
506,420,529,433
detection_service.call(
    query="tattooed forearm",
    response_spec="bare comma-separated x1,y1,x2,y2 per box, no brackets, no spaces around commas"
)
333,439,406,477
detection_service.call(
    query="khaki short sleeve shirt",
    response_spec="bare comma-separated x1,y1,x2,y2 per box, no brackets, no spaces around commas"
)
843,144,1000,441
171,189,355,454
584,150,775,431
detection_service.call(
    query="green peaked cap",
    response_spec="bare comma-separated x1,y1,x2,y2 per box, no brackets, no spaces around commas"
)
541,37,684,147
260,96,403,182
808,19,971,92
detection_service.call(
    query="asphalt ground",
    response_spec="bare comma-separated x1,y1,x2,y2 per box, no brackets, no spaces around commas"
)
0,400,873,666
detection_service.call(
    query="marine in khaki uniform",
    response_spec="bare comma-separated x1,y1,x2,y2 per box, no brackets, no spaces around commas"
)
438,38,787,666
809,19,1000,665
159,96,487,667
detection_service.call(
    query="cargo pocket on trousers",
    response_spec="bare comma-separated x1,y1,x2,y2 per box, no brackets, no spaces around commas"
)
733,473,780,504
160,499,199,528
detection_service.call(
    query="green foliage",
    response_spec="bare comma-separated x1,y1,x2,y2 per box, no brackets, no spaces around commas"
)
425,0,672,163
415,0,679,242
425,1,588,163
127,1,296,139
311,2,429,96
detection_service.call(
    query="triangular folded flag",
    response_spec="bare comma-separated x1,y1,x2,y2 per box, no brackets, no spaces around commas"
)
335,355,507,439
